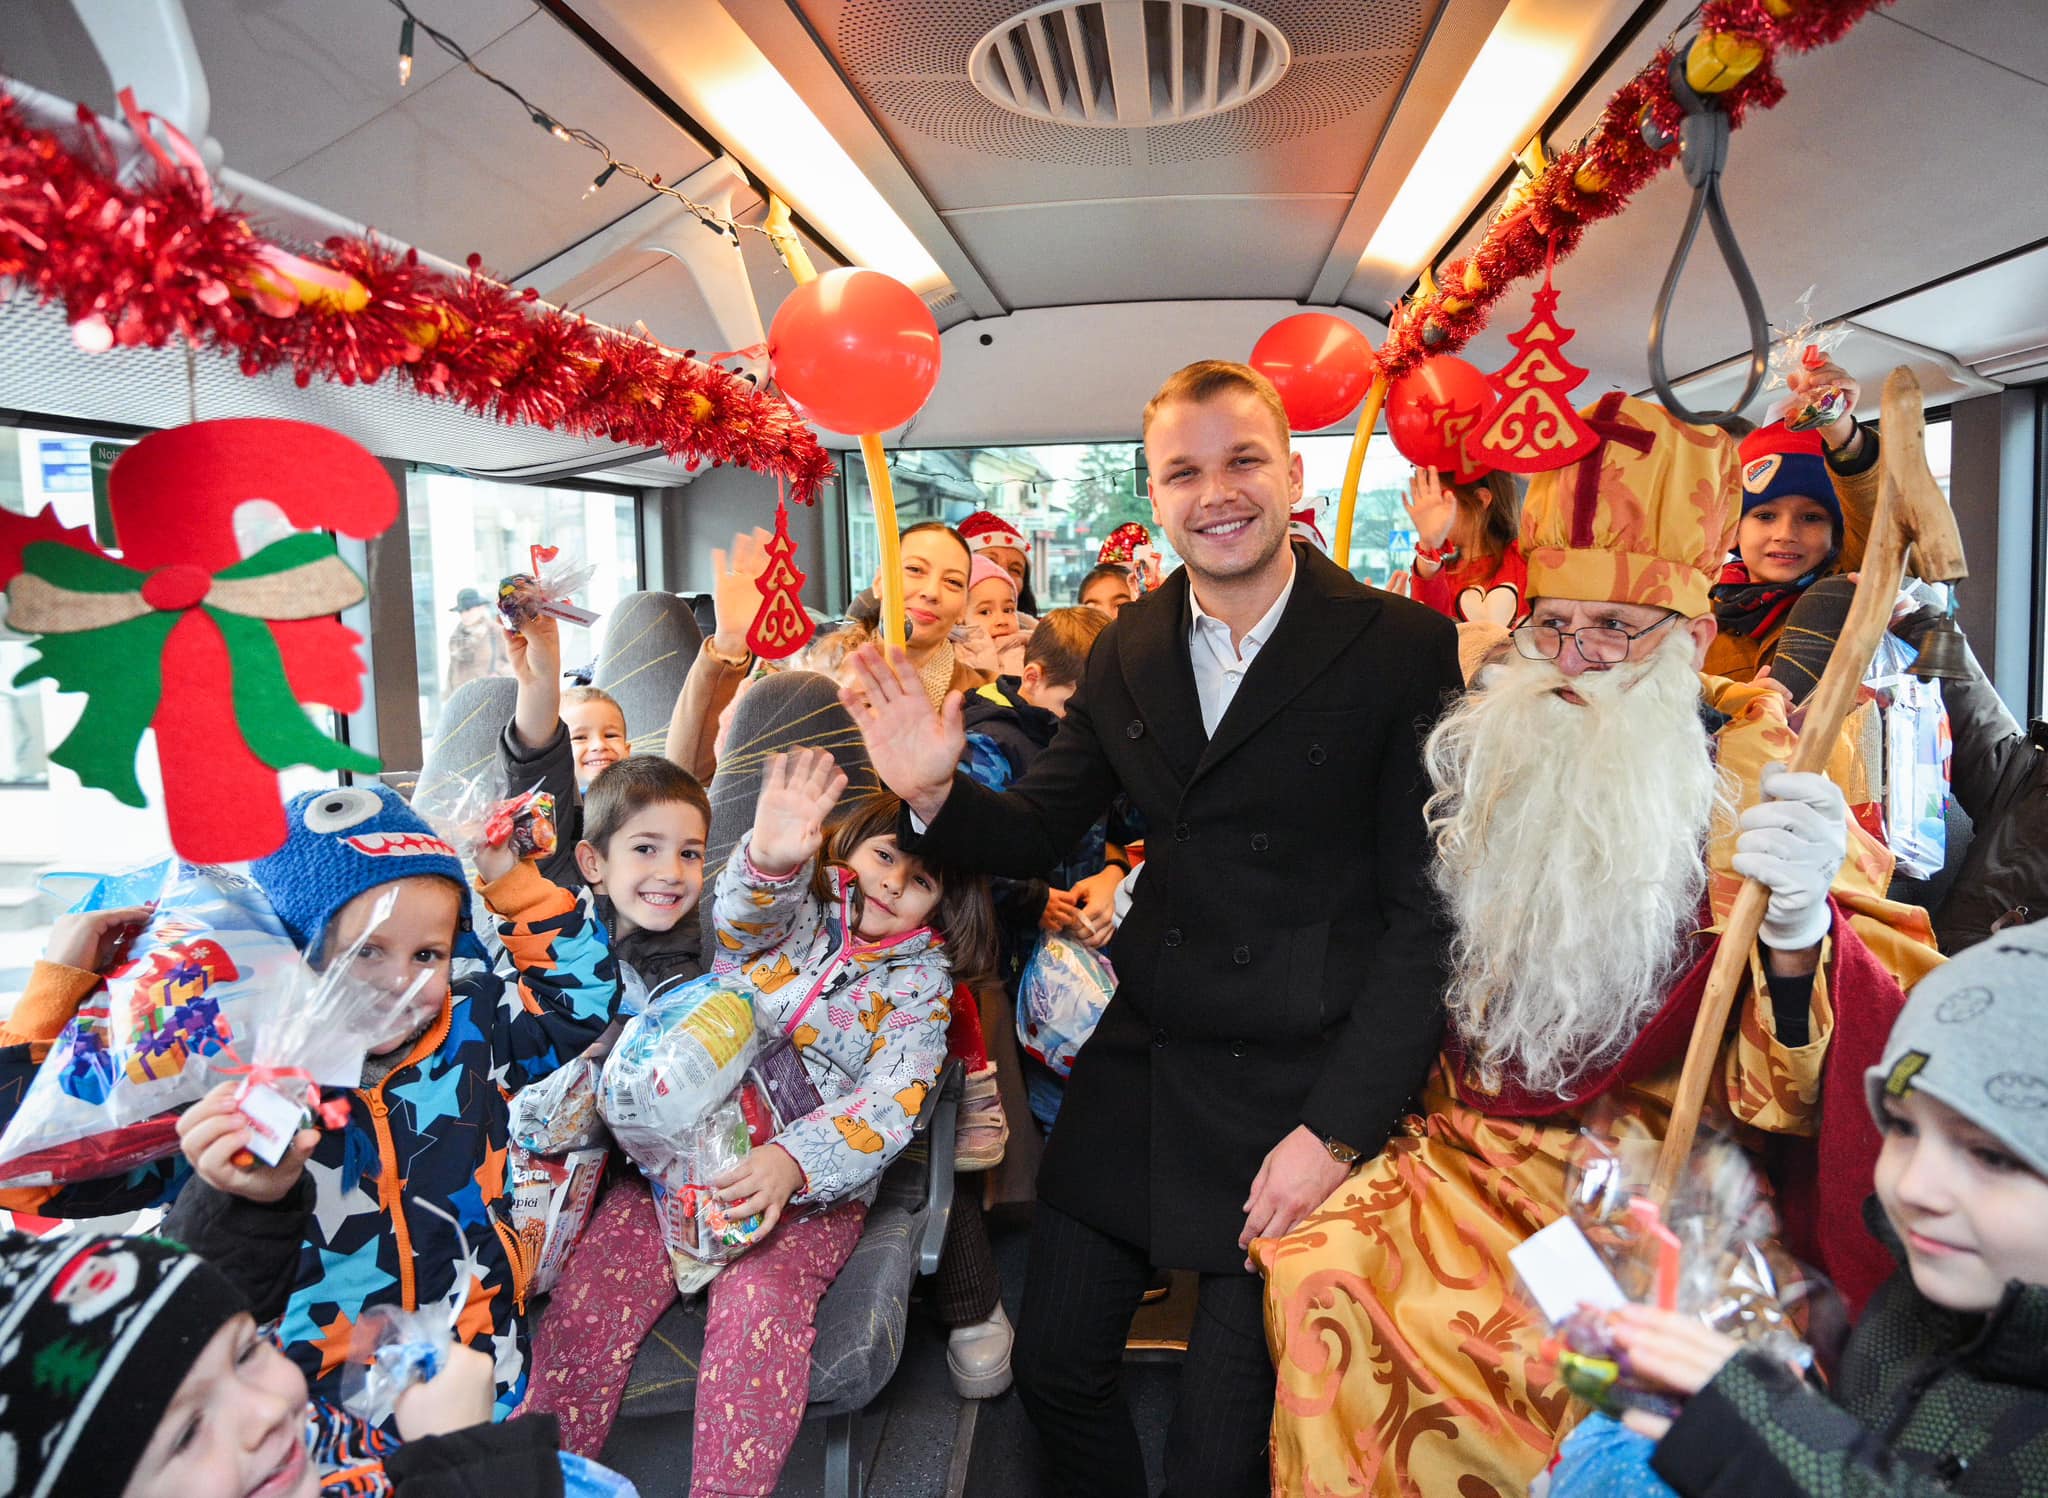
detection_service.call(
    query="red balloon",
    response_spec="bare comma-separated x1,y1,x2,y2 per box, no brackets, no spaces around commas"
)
769,267,941,435
1249,314,1378,431
1386,356,1497,479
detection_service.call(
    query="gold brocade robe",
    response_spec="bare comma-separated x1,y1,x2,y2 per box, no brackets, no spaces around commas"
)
1255,677,1942,1498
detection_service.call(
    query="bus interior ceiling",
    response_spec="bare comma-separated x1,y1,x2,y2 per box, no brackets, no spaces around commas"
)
3,3,2048,1496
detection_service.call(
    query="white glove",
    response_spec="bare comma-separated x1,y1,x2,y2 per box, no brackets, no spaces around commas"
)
1731,762,1847,951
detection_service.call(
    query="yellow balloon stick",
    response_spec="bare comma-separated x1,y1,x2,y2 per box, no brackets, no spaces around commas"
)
859,432,906,649
1332,373,1390,567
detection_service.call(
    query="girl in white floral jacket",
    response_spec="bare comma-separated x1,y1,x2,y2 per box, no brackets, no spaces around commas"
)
712,748,998,1210
666,749,996,1496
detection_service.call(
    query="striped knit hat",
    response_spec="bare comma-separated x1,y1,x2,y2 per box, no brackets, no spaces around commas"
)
0,1230,248,1497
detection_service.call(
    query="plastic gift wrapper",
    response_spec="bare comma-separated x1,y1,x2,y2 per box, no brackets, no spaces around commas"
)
498,543,600,630
415,762,559,871
1866,632,1952,880
0,862,302,1187
1764,287,1851,433
599,975,764,1286
230,889,431,1167
507,1144,607,1297
1510,1107,1815,1423
1017,935,1116,1079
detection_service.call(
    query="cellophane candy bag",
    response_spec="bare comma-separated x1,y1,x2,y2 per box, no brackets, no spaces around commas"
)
415,764,557,870
506,1026,616,1297
232,888,430,1166
498,544,599,629
1524,1106,1814,1421
598,976,763,1286
0,862,302,1187
1764,286,1851,432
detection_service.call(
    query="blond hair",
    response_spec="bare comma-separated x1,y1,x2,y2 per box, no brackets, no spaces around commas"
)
562,685,623,718
1142,360,1290,444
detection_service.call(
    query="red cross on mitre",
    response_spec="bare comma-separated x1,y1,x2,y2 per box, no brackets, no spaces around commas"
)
1568,391,1659,548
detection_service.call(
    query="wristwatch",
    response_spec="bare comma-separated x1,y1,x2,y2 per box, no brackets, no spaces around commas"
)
1321,1133,1362,1168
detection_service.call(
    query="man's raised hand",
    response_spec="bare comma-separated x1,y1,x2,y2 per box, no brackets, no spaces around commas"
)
750,748,848,878
711,529,774,658
838,644,966,825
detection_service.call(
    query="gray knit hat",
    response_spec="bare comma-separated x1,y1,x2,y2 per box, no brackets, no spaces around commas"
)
1866,918,2048,1177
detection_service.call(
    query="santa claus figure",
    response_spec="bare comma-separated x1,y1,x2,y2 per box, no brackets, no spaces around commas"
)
1256,393,1943,1498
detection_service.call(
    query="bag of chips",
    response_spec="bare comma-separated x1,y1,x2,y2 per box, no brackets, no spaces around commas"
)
0,862,302,1187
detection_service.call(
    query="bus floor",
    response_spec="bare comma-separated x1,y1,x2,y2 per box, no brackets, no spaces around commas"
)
601,1203,1191,1497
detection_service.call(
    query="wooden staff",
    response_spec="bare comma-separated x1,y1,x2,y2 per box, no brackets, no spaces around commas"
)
1652,367,1967,1201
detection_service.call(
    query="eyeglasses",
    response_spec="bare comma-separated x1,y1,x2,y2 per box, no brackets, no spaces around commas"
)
1511,612,1681,665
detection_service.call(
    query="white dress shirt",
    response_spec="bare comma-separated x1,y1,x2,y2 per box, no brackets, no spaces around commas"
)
1186,555,1298,737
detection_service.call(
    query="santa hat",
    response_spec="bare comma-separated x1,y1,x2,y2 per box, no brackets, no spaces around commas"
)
1521,391,1741,618
0,1231,249,1497
1097,522,1152,567
1289,504,1327,551
958,510,1026,555
968,553,1017,599
1737,423,1842,533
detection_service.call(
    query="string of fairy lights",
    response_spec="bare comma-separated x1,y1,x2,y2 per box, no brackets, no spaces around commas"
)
385,0,778,247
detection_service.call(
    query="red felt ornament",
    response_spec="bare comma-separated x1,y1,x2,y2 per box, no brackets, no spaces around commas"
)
1249,314,1378,431
745,496,816,660
1385,356,1497,482
1468,259,1601,473
0,420,396,863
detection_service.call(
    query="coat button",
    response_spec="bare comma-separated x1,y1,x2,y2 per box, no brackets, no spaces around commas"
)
1307,744,1327,766
1153,1028,1170,1048
1164,928,1184,947
1233,945,1251,965
1251,833,1269,852
1174,822,1191,841
1126,720,1145,739
1230,1039,1247,1058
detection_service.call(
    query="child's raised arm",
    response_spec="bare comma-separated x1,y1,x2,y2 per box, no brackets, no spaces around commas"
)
476,861,621,1089
749,749,848,879
507,613,562,753
711,749,847,965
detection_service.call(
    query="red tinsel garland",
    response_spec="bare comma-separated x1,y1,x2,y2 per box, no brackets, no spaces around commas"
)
1376,0,1889,384
0,89,834,502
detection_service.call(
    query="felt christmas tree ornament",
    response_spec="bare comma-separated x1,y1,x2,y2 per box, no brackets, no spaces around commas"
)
0,419,398,863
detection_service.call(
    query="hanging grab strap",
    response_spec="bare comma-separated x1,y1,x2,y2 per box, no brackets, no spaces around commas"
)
1645,52,1770,429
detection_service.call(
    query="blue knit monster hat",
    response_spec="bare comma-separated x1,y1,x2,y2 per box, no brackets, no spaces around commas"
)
250,784,472,959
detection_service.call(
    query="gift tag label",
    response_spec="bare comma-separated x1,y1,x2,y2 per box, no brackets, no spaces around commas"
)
237,1083,307,1167
1509,1217,1628,1324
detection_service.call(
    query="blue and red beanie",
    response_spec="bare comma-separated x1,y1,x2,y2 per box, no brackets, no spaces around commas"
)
249,784,470,958
1737,423,1841,534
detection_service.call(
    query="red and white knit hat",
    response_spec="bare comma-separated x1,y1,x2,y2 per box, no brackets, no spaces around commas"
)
959,509,1026,554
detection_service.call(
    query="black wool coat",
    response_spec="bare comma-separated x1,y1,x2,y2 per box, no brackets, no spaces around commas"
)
907,543,1460,1271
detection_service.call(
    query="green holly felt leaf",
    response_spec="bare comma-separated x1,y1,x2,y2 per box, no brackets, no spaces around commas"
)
13,612,175,807
217,612,380,777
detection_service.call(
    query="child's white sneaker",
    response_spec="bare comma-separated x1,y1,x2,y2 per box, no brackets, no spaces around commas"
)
946,1302,1014,1399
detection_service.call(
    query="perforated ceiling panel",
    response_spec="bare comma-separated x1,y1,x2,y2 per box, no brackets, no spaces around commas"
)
0,292,700,482
804,0,1430,197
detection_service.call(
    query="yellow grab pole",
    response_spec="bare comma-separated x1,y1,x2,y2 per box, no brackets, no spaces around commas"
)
1331,374,1390,568
859,432,905,649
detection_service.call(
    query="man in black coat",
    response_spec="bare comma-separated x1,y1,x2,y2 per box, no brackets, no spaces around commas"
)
842,361,1460,1496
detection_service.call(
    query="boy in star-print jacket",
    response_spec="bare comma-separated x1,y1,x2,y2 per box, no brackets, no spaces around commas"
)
246,785,620,1418
0,784,620,1423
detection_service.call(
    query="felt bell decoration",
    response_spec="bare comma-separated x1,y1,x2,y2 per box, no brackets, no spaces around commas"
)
1910,600,1973,683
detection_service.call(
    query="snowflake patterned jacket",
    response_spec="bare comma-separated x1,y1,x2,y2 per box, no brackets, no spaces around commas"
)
277,860,619,1418
712,835,952,1208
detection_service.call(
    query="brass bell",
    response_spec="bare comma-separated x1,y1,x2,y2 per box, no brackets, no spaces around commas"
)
1910,611,1973,683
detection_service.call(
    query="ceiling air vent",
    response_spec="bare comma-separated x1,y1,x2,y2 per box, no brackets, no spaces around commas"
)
968,1,1291,128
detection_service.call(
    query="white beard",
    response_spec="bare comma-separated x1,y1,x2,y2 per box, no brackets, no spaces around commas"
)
1423,628,1732,1098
